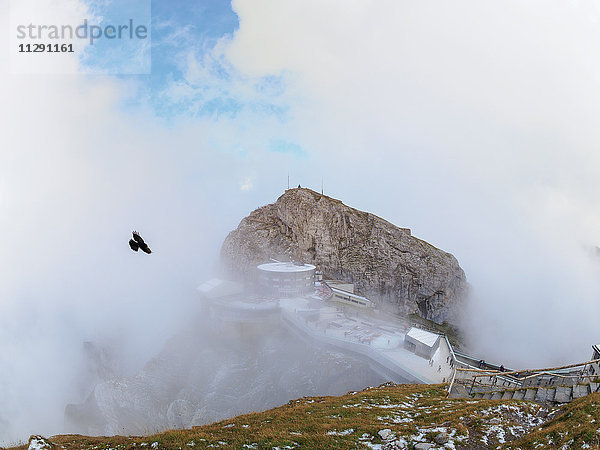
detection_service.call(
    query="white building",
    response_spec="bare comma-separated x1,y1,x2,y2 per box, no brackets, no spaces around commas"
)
327,283,374,308
325,280,355,293
257,261,316,297
404,327,441,359
198,278,279,325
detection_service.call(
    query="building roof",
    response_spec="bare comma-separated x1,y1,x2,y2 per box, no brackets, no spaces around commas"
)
197,278,244,300
406,327,441,348
257,262,316,273
330,286,371,303
325,280,355,293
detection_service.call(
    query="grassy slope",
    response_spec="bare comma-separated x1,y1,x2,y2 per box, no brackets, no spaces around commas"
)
8,384,600,449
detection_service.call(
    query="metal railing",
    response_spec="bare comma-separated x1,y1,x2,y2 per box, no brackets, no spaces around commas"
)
452,358,600,396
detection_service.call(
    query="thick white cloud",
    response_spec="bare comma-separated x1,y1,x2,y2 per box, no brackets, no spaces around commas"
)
226,0,600,366
0,3,253,443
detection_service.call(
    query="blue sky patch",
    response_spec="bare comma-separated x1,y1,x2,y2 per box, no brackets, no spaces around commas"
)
79,0,152,74
269,139,307,158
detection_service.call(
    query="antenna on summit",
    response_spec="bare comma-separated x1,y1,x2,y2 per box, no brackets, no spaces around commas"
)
321,176,324,195
287,173,290,190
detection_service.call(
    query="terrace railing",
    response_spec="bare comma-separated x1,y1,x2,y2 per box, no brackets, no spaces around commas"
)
452,358,600,396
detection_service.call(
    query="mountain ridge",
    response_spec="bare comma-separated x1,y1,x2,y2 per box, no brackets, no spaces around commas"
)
221,188,467,324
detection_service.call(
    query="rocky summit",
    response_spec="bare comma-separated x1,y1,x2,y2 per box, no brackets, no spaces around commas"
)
221,188,467,324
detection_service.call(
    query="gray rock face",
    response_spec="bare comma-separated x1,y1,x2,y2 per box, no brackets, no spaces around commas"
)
434,432,449,444
378,428,394,440
413,444,435,450
221,188,467,324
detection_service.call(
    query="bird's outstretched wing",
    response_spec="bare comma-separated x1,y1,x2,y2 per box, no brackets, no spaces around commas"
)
129,239,139,251
132,231,151,254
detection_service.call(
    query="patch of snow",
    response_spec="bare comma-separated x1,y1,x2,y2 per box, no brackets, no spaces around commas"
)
327,428,354,436
387,438,409,449
392,416,414,424
484,425,506,444
360,443,382,449
28,437,53,450
508,425,525,437
359,433,382,449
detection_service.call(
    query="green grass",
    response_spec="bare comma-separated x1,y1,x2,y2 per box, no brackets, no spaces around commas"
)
511,393,600,448
9,384,600,449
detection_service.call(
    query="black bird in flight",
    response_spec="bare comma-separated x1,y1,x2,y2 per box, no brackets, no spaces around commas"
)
129,231,152,254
